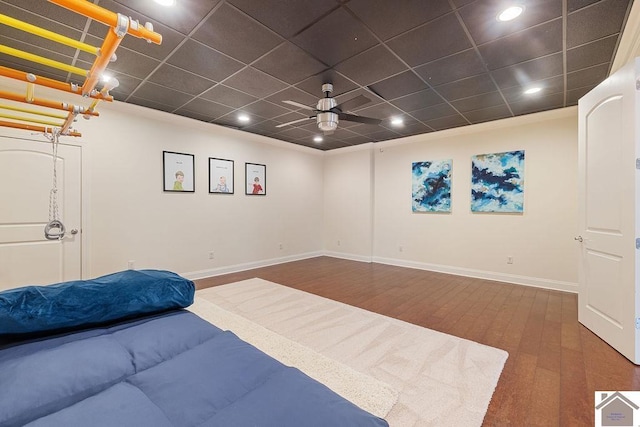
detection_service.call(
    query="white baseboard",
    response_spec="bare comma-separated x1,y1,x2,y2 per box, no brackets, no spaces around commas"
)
322,251,373,263
371,256,578,293
182,251,323,281
183,250,578,294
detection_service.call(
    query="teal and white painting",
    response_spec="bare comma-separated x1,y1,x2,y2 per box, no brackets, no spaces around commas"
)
471,150,524,213
412,160,452,212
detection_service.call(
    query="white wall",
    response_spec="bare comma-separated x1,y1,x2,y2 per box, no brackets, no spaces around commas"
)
81,102,324,279
323,146,374,261
379,109,579,290
325,108,579,292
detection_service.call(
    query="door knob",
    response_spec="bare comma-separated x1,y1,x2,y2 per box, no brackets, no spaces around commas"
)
70,229,79,235
574,236,583,242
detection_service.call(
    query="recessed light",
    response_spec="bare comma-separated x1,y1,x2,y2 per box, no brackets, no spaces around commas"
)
154,0,175,6
497,5,524,22
238,114,250,123
524,87,542,95
391,117,404,126
313,136,323,143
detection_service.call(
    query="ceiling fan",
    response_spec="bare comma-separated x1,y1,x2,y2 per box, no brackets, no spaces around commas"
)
276,83,382,134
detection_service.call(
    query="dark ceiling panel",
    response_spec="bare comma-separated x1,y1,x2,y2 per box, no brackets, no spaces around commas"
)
253,42,327,85
201,84,258,108
292,7,379,66
567,0,630,48
411,103,460,122
386,13,472,67
490,53,563,89
391,89,444,112
451,91,507,113
414,49,487,87
0,0,632,151
132,82,194,109
368,71,428,100
192,3,283,64
464,104,513,124
240,100,290,120
167,39,244,82
567,35,618,72
176,97,234,120
435,73,499,101
335,45,407,86
478,20,563,70
227,0,339,38
567,0,600,13
425,114,469,131
509,92,564,115
346,0,452,41
223,67,289,98
566,63,610,90
148,64,215,95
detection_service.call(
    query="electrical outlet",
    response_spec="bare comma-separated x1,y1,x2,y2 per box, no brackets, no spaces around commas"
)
337,240,341,246
127,260,135,270
399,245,404,252
279,243,283,250
208,251,215,260
507,256,513,264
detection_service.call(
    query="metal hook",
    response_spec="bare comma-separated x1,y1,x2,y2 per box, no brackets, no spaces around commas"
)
45,219,66,240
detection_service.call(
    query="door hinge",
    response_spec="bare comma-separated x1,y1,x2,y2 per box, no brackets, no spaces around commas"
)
636,318,640,329
636,238,640,249
637,158,640,169
636,78,640,90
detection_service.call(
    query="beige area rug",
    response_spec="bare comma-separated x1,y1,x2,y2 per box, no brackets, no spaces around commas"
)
193,279,509,427
188,297,398,418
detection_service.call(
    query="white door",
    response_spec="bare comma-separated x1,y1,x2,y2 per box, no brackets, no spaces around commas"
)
578,58,639,364
0,137,82,290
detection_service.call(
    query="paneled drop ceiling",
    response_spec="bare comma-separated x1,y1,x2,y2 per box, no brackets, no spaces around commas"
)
0,0,633,150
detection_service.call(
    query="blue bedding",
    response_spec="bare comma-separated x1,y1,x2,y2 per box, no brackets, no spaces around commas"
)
0,310,388,427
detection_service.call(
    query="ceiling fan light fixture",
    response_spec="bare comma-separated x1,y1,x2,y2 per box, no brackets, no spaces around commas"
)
497,5,524,22
317,112,338,132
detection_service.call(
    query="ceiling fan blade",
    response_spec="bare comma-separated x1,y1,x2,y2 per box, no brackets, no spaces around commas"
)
275,117,314,128
338,113,381,125
334,94,372,112
282,100,315,111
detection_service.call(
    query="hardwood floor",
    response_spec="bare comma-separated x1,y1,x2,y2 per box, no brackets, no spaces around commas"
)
196,256,640,426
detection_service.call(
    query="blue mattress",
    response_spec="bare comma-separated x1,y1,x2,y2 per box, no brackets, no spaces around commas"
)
0,310,388,427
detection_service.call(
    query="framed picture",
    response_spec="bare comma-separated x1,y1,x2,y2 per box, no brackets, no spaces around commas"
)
412,159,452,213
471,150,525,213
209,158,234,194
163,151,194,192
245,163,266,195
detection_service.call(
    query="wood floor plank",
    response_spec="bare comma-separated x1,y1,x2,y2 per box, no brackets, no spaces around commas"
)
195,256,640,426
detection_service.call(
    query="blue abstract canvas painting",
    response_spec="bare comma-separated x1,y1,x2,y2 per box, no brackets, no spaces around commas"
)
471,150,525,213
412,160,452,212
